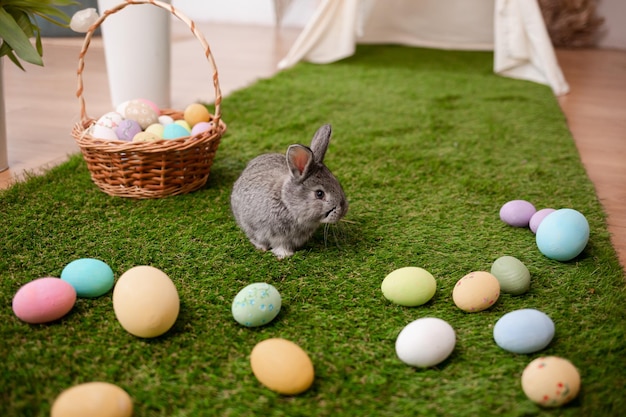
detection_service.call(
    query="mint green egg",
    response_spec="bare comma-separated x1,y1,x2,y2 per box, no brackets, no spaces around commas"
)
381,267,437,307
490,256,530,295
232,283,281,327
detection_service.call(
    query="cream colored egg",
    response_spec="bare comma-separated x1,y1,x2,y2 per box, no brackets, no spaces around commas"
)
132,132,161,143
112,266,179,338
452,271,500,312
145,123,165,138
521,356,581,407
51,382,132,417
250,338,314,395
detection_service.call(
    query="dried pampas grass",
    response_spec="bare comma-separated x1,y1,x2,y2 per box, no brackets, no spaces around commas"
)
538,0,605,47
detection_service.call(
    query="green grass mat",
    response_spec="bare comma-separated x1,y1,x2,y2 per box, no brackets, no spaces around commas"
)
1,45,625,416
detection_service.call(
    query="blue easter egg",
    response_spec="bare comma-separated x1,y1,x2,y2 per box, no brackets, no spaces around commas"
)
536,208,589,261
162,123,190,140
493,309,555,354
61,258,115,298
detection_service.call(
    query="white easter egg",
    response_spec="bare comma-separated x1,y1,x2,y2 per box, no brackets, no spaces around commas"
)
395,317,456,367
90,124,119,141
95,112,124,129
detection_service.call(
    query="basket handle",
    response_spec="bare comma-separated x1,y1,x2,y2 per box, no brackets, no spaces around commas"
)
76,0,222,126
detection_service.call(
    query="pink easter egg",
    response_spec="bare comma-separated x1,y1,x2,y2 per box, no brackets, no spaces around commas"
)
529,208,556,234
190,121,214,137
12,277,77,324
499,200,536,227
138,98,160,115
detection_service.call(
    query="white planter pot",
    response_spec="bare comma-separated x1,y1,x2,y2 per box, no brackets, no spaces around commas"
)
97,0,172,109
0,59,8,172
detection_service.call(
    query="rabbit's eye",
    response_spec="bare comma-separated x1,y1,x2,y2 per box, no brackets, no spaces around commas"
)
315,190,325,199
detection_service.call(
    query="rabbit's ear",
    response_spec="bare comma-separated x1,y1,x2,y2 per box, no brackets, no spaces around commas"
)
287,144,314,182
310,124,332,163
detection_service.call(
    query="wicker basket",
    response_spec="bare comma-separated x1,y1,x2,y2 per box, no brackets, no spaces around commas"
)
72,0,226,199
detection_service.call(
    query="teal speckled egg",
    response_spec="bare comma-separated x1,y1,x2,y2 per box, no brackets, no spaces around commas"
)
232,283,281,327
490,256,530,295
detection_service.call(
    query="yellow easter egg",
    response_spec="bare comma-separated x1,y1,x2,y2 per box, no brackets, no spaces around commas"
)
521,356,581,407
132,131,161,143
144,123,165,138
452,271,500,312
112,266,179,338
183,103,211,127
250,338,314,395
51,382,132,417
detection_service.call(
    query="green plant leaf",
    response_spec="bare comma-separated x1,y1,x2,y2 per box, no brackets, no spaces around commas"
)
0,7,43,66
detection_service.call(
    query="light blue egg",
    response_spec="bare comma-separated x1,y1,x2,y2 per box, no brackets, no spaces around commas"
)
162,123,190,140
61,258,115,298
536,208,589,261
493,309,555,354
231,283,281,327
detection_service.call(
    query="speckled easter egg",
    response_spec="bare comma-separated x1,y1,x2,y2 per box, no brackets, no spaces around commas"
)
521,356,581,407
51,382,133,417
183,103,211,127
395,317,456,367
490,256,530,295
529,208,556,234
115,119,142,141
452,271,500,312
191,121,214,137
500,200,536,227
162,123,190,140
232,283,281,327
138,98,160,114
124,99,158,129
381,267,436,307
536,208,589,261
61,258,115,298
250,338,314,395
132,132,161,143
95,112,124,130
12,277,76,324
493,309,555,353
112,266,179,338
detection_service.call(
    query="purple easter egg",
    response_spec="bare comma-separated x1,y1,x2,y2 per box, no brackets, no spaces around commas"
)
529,208,556,234
500,200,537,227
115,119,142,141
190,121,215,137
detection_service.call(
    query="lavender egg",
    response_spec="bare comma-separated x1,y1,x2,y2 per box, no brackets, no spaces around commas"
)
529,208,556,234
115,119,142,141
500,200,536,227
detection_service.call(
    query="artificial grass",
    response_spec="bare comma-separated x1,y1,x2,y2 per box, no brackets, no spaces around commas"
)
1,45,625,416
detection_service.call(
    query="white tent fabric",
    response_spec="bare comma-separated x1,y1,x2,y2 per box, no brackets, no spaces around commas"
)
277,0,569,95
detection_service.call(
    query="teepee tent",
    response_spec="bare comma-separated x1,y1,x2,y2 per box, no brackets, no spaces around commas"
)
278,0,569,95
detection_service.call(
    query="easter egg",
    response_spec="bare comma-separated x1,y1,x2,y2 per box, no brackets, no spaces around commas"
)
145,123,165,138
95,111,124,129
452,271,500,312
395,317,456,367
124,99,158,129
138,98,160,114
90,124,119,141
490,256,530,295
493,309,555,354
51,382,133,417
162,123,190,140
12,277,76,324
536,208,590,261
521,356,581,407
158,115,174,125
250,338,314,395
115,119,142,141
61,258,115,298
529,208,556,234
381,267,436,307
132,132,161,143
500,200,536,227
112,266,179,338
175,120,192,132
115,100,130,115
191,121,214,137
232,283,281,327
183,103,211,127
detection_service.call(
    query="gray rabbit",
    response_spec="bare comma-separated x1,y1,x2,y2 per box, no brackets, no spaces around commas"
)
231,124,348,258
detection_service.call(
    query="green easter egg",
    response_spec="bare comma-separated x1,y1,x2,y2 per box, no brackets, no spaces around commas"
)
232,283,281,327
381,267,436,307
490,256,531,295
